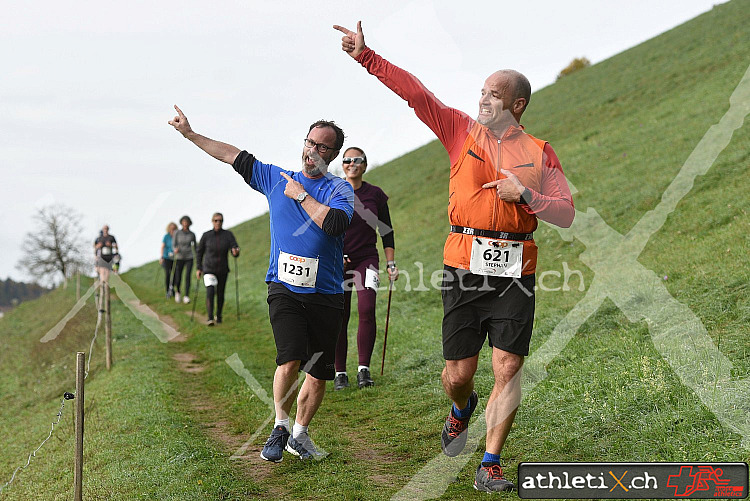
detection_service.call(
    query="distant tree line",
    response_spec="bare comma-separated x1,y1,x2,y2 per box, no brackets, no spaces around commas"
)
0,278,49,308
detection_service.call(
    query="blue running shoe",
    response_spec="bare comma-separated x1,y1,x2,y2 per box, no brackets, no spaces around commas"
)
260,425,289,463
285,432,325,460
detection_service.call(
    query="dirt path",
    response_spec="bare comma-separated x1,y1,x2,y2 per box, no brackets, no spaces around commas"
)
170,348,285,499
165,312,405,498
350,439,403,488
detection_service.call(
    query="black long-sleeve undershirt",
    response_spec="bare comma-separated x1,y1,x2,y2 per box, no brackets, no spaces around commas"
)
378,202,395,249
232,150,255,183
322,208,350,237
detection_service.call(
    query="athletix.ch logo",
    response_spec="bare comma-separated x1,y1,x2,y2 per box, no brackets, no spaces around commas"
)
666,465,743,497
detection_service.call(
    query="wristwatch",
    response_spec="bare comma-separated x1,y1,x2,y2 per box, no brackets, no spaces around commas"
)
296,191,308,203
518,187,531,204
387,260,397,270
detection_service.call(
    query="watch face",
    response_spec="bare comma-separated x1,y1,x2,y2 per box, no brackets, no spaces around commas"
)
297,192,306,202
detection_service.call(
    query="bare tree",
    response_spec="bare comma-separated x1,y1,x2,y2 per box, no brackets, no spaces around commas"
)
16,204,88,287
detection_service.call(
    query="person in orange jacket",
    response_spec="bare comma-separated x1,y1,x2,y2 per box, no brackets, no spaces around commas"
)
334,21,574,492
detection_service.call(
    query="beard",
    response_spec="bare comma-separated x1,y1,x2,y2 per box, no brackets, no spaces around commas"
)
302,151,329,177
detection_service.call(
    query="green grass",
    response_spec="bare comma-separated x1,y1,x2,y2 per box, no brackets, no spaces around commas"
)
0,282,259,500
2,1,749,499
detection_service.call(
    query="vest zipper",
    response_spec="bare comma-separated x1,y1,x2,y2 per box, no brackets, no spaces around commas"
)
492,138,502,230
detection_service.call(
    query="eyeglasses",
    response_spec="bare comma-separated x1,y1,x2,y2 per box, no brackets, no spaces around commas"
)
213,219,223,223
342,157,365,165
303,138,334,154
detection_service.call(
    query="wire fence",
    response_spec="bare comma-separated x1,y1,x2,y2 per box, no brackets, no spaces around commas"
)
0,280,106,495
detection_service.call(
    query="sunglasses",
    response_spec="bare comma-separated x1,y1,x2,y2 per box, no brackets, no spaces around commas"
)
342,157,365,165
213,219,223,222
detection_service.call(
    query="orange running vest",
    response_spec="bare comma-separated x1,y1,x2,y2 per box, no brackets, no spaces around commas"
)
444,121,547,276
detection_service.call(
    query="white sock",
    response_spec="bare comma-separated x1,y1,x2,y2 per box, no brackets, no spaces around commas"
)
358,365,369,373
335,371,346,377
292,422,308,439
274,418,290,432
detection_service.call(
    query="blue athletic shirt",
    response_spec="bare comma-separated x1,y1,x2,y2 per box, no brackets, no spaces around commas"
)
235,151,354,295
162,233,174,259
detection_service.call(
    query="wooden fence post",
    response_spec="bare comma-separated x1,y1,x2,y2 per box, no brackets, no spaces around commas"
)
74,352,84,501
105,284,112,370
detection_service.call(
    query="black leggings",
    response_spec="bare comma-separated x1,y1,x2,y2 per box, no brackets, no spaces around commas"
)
174,259,193,296
162,259,174,294
205,272,228,320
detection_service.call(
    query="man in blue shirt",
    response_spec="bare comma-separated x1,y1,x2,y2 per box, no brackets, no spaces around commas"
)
169,105,354,462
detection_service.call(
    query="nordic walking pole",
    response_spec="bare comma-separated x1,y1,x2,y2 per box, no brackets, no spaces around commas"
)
168,253,178,299
234,255,240,320
380,279,394,376
191,276,201,322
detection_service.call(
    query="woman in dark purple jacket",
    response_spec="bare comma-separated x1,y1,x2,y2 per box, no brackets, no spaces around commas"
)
334,147,398,390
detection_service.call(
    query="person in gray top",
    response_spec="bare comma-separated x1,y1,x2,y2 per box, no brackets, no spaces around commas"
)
173,215,197,304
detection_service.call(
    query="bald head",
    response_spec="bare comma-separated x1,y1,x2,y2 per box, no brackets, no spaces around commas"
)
478,70,532,132
489,70,531,113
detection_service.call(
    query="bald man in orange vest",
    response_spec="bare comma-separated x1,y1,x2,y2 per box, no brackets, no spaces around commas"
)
334,22,574,492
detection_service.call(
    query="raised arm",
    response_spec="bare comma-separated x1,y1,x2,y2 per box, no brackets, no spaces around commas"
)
168,105,240,165
333,22,469,161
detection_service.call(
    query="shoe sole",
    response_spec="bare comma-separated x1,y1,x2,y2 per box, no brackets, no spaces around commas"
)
285,443,312,460
474,482,514,492
259,451,282,463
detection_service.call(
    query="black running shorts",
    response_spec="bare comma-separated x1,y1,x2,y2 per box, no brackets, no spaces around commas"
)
267,293,343,381
441,265,535,360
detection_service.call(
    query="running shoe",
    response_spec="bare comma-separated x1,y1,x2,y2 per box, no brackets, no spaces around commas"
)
206,318,215,327
175,292,181,303
334,373,350,391
474,462,515,492
440,390,478,457
285,432,325,460
357,368,374,388
260,425,290,463
183,295,190,304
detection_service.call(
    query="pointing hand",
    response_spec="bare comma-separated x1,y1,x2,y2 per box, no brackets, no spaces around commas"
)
279,172,305,200
482,169,526,202
333,21,365,59
168,105,193,138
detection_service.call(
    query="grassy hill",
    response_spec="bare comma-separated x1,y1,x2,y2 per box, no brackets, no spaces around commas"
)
1,1,748,499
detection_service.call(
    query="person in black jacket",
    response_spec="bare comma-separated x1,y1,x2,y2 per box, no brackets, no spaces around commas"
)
196,213,239,325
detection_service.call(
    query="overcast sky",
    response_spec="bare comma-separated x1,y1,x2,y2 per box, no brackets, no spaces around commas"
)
0,0,726,283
